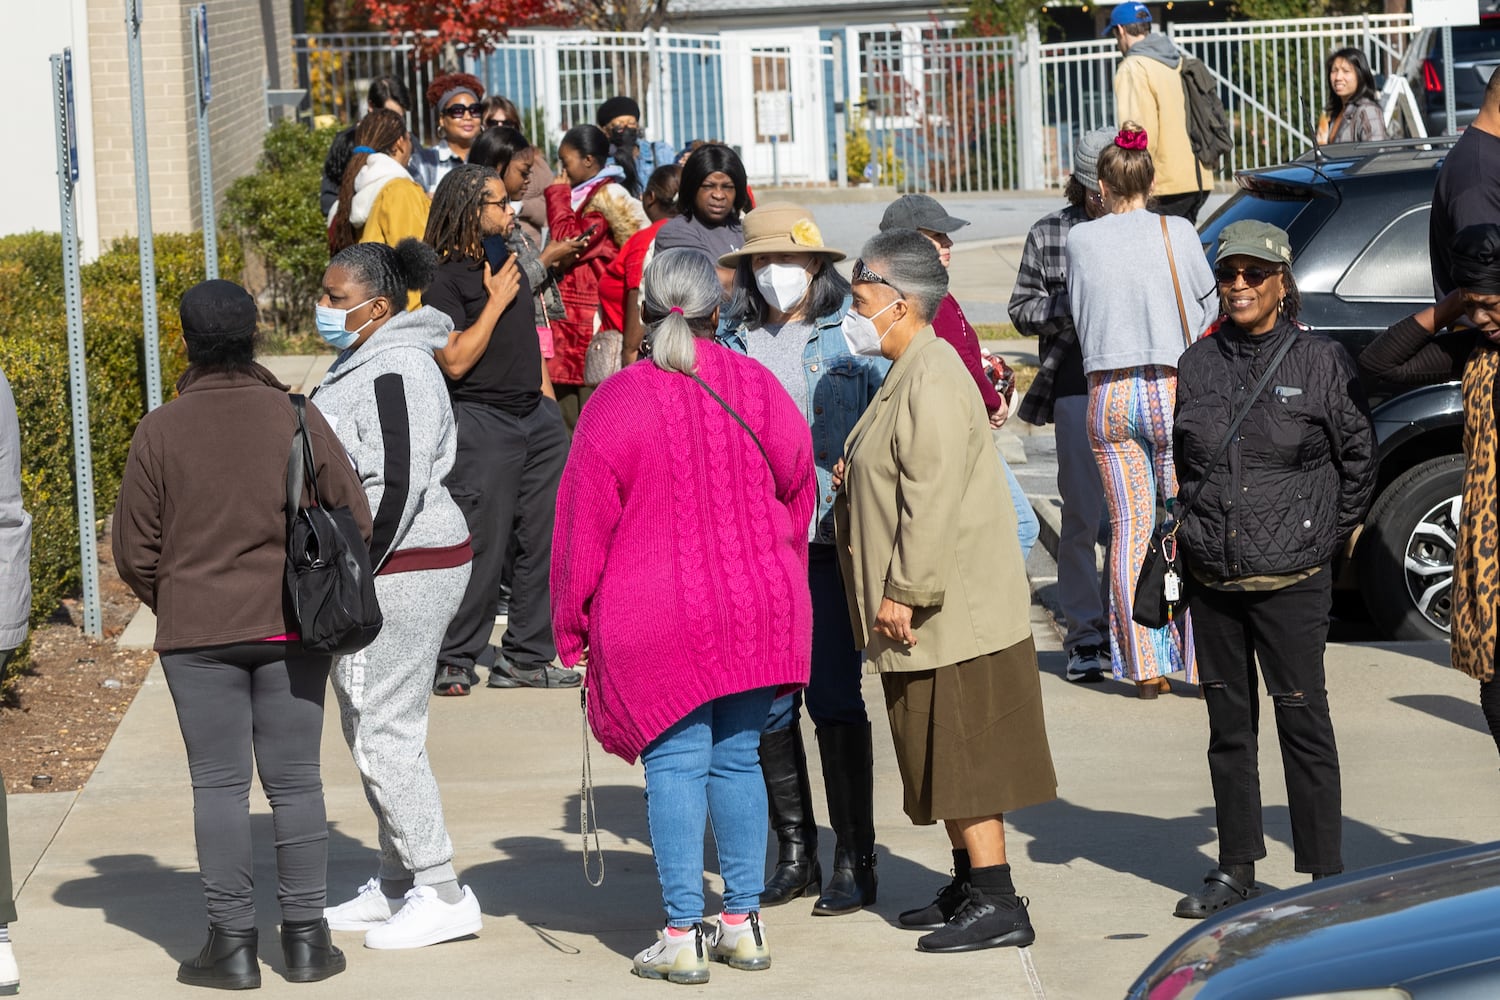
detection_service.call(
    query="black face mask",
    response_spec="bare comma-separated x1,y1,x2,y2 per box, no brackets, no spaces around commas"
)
610,126,640,150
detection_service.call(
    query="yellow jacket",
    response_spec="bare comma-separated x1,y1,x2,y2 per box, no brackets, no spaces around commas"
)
1114,41,1212,196
834,329,1032,673
359,177,430,311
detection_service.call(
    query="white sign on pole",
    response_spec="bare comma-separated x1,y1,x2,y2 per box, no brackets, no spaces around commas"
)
1411,0,1480,29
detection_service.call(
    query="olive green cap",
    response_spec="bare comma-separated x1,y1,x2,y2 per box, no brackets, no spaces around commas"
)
1215,220,1293,266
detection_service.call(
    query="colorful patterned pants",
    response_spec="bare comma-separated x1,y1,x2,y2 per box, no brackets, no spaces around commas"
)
1087,366,1196,683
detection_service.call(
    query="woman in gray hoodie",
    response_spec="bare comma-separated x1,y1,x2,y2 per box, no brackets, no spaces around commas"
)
311,238,483,950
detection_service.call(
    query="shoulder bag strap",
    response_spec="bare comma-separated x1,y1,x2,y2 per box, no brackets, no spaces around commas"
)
1176,329,1300,519
689,374,771,471
1161,215,1194,352
286,395,322,519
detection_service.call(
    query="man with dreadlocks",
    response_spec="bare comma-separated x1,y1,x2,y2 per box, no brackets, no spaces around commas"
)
422,163,575,696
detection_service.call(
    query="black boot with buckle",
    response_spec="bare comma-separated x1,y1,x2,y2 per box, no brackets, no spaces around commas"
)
177,925,260,990
759,725,822,907
812,722,878,916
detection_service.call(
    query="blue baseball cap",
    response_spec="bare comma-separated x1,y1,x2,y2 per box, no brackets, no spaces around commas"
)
1102,2,1152,35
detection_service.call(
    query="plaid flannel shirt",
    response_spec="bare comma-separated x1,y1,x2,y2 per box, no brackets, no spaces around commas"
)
1012,204,1089,426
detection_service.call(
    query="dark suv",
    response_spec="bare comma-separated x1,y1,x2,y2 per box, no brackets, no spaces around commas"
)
1398,9,1500,136
1198,137,1461,641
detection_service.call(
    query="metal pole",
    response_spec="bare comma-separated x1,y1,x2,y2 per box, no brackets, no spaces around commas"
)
1442,25,1457,135
125,0,163,411
191,5,218,280
52,52,103,639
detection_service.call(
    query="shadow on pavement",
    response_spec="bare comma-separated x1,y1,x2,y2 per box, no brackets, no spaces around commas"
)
1390,694,1490,737
53,818,372,978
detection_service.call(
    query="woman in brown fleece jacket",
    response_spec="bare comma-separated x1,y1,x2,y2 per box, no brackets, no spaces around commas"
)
112,280,370,991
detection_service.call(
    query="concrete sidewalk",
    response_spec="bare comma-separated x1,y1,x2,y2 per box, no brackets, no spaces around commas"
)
11,597,1499,997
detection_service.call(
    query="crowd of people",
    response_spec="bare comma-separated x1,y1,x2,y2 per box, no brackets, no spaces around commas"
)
0,11,1488,995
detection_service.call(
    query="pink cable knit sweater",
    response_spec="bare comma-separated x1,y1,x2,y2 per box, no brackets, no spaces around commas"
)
552,340,816,763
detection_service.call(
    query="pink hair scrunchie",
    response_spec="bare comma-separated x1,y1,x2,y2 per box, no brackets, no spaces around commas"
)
669,306,684,315
1115,128,1149,151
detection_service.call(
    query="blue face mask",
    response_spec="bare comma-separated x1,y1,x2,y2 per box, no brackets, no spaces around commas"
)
315,297,376,350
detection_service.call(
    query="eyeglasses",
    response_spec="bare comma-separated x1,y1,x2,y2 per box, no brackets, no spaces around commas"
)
480,199,511,208
485,118,510,128
442,103,482,118
1214,264,1278,288
852,258,904,295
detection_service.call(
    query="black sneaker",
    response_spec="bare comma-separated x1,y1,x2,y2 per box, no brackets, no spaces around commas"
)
916,887,1035,953
433,664,473,696
897,878,969,930
487,655,582,689
1065,644,1106,683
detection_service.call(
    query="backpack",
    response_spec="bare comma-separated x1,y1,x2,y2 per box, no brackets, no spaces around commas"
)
1179,56,1233,167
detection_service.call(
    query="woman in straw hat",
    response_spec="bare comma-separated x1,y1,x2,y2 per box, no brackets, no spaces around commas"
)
718,202,890,917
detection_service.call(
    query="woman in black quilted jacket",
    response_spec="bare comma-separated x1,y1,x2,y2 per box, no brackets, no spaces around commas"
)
1169,220,1375,921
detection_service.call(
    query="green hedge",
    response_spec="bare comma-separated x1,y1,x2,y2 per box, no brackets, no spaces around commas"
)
0,230,242,687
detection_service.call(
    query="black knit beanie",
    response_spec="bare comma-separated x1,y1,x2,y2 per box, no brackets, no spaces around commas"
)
179,279,257,340
596,95,641,127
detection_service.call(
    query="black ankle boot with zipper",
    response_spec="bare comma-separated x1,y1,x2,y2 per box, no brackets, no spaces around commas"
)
281,918,346,983
177,925,260,990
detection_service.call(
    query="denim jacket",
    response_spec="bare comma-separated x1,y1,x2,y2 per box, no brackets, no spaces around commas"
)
720,295,890,544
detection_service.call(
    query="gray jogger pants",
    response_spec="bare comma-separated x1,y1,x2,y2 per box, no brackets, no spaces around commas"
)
333,563,470,886
161,642,333,930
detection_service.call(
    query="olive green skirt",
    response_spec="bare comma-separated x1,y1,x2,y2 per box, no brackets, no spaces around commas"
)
880,636,1057,826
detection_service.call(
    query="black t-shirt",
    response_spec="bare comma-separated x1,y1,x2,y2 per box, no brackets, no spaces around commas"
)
424,256,542,415
1431,126,1500,296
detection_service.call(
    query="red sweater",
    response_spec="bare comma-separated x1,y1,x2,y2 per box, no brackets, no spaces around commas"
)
544,182,621,386
933,293,1003,412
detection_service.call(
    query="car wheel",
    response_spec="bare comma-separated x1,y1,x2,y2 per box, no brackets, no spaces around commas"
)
1359,455,1464,641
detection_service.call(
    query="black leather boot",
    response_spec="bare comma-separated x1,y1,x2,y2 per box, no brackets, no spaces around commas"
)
812,722,878,916
759,725,822,907
177,925,260,990
281,918,346,984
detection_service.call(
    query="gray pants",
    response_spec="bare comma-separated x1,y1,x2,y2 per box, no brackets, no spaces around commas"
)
334,563,470,886
1054,394,1110,653
162,643,332,930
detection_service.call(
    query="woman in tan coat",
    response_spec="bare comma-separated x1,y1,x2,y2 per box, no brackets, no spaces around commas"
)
834,230,1056,954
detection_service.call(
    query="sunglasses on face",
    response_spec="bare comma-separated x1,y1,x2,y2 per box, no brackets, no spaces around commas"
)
443,103,482,118
853,258,904,295
485,118,509,128
1214,265,1278,288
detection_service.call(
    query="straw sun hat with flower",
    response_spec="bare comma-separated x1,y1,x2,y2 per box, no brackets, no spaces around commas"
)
718,202,845,268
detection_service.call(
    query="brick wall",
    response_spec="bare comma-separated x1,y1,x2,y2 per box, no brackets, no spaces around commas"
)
87,0,295,242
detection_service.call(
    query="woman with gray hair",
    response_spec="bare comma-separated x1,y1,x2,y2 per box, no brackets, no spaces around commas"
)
551,248,816,984
833,230,1056,953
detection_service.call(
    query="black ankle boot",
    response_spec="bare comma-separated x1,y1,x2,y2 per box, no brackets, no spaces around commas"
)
281,918,346,984
812,722,878,916
759,725,822,907
177,925,260,990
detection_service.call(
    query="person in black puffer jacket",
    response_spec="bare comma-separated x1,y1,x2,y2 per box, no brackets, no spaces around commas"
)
1170,221,1375,922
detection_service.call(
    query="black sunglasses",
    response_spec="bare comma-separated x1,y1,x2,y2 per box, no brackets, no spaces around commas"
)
442,103,482,118
1214,264,1278,288
852,258,904,295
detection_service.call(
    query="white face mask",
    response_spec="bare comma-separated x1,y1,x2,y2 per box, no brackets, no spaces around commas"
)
754,262,812,313
843,299,901,357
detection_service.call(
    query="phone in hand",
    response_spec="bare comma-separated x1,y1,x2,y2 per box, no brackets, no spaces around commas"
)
579,223,600,241
482,234,511,273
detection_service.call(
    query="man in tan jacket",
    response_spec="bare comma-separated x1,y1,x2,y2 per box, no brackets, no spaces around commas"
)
1106,1,1212,221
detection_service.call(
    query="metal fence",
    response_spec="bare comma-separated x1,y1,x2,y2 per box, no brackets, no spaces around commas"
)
295,14,1420,194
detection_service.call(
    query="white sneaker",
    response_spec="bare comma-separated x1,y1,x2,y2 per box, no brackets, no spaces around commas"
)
0,940,18,996
326,877,405,931
707,912,770,971
364,885,481,950
632,924,709,984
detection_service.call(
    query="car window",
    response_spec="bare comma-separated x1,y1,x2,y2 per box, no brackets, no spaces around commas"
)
1335,207,1432,301
1198,195,1315,261
1428,22,1500,58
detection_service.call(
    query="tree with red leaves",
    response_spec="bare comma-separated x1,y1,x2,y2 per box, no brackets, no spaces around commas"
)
360,0,572,60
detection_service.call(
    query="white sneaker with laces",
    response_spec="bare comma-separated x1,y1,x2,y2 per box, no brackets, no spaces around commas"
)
707,913,770,971
364,885,481,950
632,924,709,984
326,877,404,931
0,940,18,996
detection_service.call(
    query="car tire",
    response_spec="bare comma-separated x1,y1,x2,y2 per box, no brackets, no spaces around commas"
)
1359,454,1464,642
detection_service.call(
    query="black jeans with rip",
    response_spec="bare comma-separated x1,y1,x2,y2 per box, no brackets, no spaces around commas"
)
1189,567,1343,875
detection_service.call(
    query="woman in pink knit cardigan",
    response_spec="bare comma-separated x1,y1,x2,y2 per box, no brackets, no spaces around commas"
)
551,248,816,984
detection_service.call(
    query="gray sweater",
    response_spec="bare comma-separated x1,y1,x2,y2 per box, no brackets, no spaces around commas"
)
1065,209,1217,374
0,369,30,651
313,307,470,569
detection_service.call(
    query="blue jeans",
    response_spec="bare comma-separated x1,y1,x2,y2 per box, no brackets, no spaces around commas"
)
1002,453,1039,562
641,687,776,926
765,544,867,732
